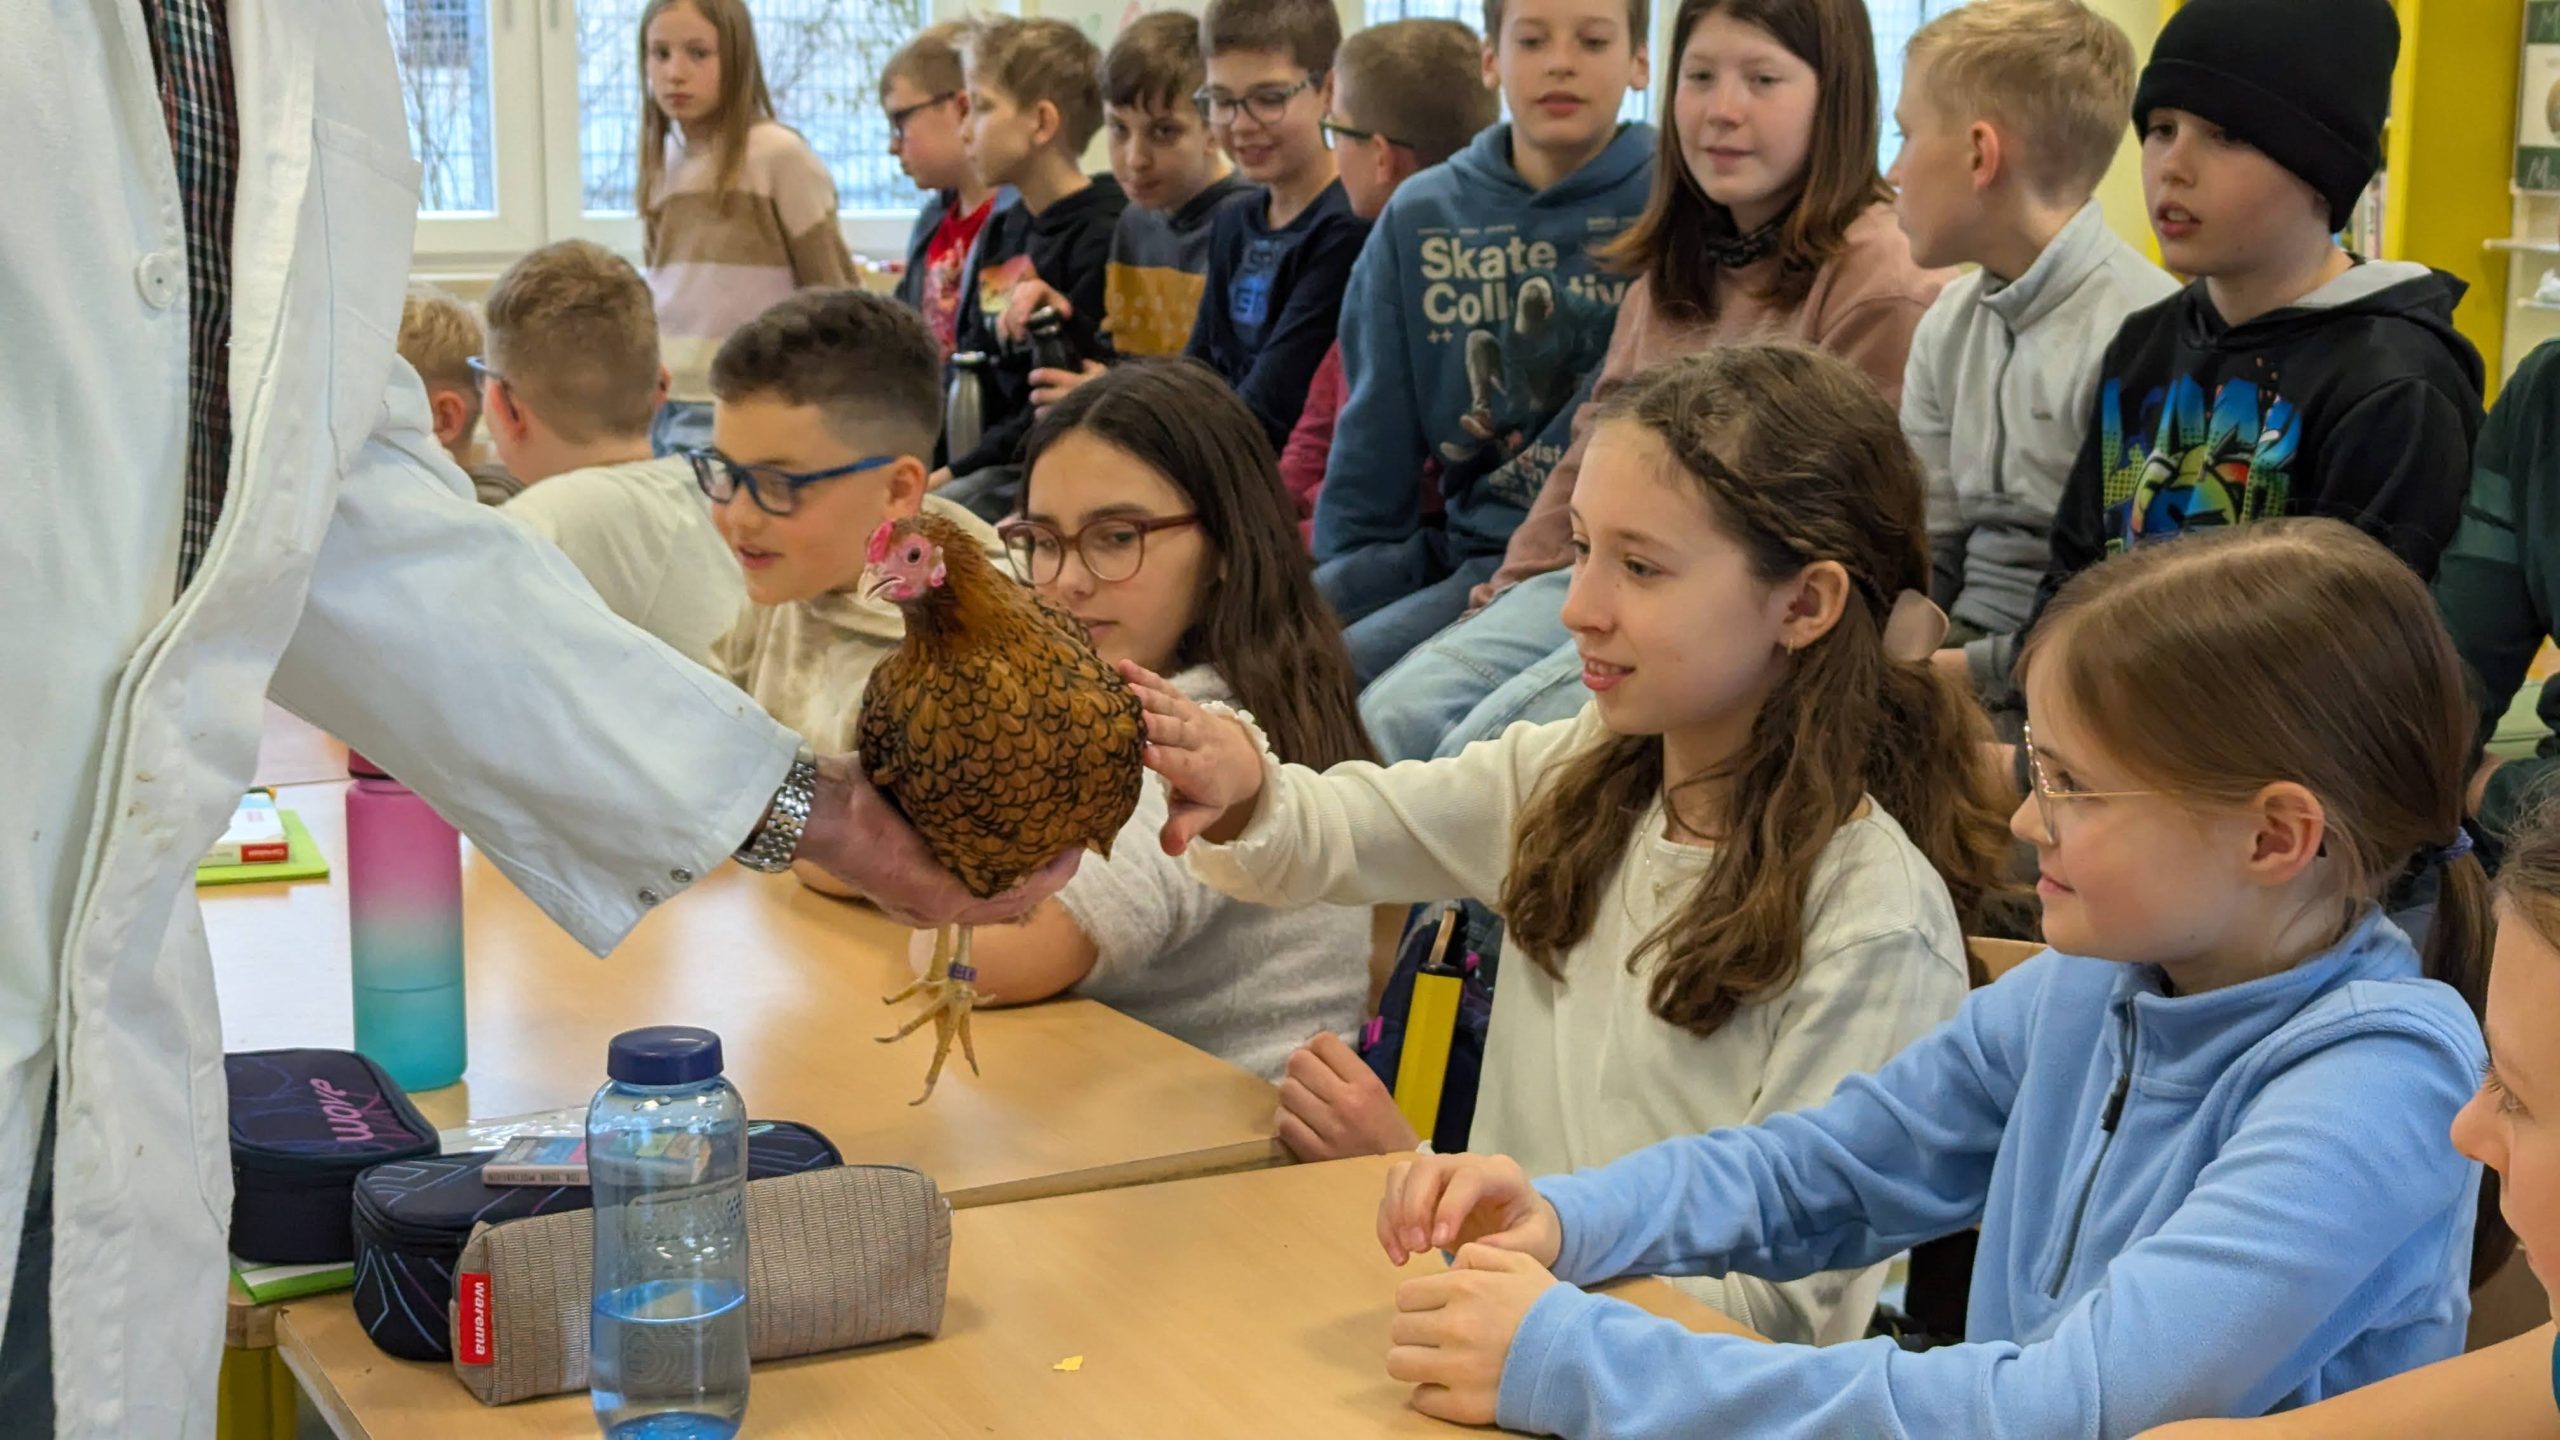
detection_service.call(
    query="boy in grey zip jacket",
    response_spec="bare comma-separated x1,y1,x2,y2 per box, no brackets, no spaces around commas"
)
1887,1,2176,708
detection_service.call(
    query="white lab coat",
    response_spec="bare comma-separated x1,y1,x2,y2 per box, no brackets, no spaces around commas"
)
1,4,799,1432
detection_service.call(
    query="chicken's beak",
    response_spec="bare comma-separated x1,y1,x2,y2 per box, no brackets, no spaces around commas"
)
862,569,899,602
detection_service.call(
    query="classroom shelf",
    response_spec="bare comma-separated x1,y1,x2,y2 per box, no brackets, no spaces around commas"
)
2382,0,2528,395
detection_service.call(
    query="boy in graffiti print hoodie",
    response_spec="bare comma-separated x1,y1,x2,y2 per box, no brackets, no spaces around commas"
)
1998,0,2483,713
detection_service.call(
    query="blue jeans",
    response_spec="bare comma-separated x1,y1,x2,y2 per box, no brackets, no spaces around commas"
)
1316,534,1503,687
649,400,715,458
939,465,1023,524
1358,568,1579,762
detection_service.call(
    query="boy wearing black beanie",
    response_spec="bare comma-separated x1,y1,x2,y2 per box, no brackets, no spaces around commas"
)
2012,0,2484,678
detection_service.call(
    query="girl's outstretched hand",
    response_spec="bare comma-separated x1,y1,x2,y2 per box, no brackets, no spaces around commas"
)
1377,1152,1563,1269
1119,660,1269,853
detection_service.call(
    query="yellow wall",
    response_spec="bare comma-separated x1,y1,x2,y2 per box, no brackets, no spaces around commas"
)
2385,0,2523,392
2086,0,2165,253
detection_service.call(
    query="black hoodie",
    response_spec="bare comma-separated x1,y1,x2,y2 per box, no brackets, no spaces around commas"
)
2032,261,2483,616
948,174,1129,479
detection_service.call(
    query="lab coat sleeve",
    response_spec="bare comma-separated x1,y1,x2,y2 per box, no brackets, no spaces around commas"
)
268,369,801,955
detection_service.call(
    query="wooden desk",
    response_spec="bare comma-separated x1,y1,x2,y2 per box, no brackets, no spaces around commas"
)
206,783,1283,1206
254,701,347,788
278,1155,1760,1438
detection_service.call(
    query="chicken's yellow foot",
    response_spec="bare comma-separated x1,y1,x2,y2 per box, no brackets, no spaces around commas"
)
880,925,980,1104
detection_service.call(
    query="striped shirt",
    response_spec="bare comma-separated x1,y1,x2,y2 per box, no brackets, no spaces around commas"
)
143,0,240,592
643,121,857,403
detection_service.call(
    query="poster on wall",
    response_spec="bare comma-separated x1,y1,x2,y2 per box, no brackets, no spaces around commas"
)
2521,0,2560,192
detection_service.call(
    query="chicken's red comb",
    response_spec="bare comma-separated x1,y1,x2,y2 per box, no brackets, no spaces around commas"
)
866,519,897,565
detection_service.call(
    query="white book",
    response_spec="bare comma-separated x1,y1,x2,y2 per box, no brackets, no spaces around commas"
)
202,794,288,867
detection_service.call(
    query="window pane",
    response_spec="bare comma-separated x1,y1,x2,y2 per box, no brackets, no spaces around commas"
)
386,0,497,213
1365,0,1652,125
1869,0,1938,169
580,0,930,216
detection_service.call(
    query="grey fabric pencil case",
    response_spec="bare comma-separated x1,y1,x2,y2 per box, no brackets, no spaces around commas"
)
451,1163,951,1405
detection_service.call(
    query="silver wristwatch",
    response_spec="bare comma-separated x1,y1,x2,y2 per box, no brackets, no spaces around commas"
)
734,747,819,873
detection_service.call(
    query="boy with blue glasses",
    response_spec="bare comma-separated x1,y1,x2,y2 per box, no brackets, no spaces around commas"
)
701,290,1007,881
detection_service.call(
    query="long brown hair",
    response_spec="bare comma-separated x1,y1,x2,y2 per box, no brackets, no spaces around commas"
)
2023,518,2504,1283
636,0,778,241
1502,345,2010,1038
1601,0,1890,321
1021,361,1377,771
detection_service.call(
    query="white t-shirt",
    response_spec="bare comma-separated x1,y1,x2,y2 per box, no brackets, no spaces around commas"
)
1058,666,1371,1082
1186,705,1971,1344
501,456,743,668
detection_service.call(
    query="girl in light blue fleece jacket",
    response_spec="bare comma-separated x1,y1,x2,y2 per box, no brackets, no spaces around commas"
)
1372,518,2500,1438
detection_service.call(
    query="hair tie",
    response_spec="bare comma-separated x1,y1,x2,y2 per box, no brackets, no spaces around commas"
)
2427,830,2475,867
1881,590,1950,665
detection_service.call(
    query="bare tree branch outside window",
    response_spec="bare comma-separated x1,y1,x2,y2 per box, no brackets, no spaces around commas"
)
381,0,930,220
581,0,927,215
388,0,497,212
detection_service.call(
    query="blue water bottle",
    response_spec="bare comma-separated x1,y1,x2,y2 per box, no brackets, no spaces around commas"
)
588,1027,750,1439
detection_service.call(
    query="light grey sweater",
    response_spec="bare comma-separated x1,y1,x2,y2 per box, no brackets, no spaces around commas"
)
1901,202,2177,692
1058,666,1370,1082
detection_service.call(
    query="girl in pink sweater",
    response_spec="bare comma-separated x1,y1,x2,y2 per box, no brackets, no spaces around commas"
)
1357,0,1949,765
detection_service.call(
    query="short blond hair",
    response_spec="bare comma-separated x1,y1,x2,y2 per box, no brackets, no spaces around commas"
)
398,284,483,394
881,20,972,105
1906,0,2134,199
970,17,1105,156
481,240,663,444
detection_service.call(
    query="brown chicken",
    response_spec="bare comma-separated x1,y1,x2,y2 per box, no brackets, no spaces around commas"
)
856,510,1145,1102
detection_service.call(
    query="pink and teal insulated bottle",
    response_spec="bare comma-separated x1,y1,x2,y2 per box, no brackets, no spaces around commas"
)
344,752,466,1091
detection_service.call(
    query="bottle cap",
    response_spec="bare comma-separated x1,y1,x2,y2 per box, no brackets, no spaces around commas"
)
606,1026,725,1086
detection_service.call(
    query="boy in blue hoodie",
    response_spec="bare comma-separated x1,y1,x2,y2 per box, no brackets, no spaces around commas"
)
1275,20,1500,540
1311,0,1653,681
1366,521,2488,1438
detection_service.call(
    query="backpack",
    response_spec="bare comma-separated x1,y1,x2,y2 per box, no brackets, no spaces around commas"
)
1357,900,1501,1153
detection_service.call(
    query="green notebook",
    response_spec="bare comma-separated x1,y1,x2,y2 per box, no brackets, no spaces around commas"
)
231,1256,355,1305
196,810,330,887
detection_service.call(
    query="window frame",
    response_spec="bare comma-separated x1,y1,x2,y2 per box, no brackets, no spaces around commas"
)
406,0,941,272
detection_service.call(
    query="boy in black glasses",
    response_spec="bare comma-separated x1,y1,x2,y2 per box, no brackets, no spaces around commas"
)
703,289,1006,862
882,22,1006,359
1278,19,1500,547
1182,0,1372,453
479,239,741,669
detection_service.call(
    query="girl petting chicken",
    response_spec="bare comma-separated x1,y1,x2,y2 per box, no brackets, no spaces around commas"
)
1127,345,2012,1345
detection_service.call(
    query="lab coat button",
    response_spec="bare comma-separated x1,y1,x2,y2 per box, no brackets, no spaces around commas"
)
136,252,182,310
637,887,663,907
669,868,695,885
